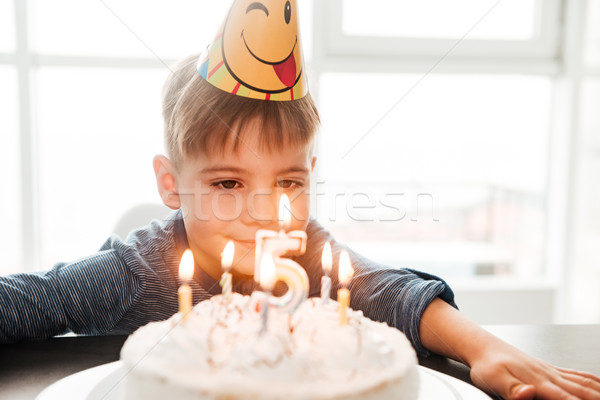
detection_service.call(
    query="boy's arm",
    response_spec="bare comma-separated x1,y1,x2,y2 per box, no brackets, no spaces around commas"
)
0,227,186,344
0,250,141,343
420,298,600,400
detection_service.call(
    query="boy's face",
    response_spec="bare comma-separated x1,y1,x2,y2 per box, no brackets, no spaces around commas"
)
175,121,315,279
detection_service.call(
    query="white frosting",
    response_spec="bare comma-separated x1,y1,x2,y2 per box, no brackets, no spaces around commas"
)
120,294,419,400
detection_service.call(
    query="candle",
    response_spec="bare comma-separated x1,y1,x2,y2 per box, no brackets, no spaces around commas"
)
220,240,234,301
337,250,354,326
259,252,277,335
254,194,309,313
255,195,307,263
278,192,292,232
321,241,332,304
178,249,194,322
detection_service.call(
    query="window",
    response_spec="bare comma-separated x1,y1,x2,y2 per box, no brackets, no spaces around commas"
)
584,0,600,68
0,0,15,53
29,0,231,58
6,0,248,271
35,67,166,266
567,78,600,321
342,0,538,40
0,66,20,274
321,0,561,58
27,0,312,61
316,73,551,277
310,0,564,279
318,74,550,188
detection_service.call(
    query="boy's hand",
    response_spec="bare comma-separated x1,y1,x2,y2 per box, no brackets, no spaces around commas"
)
469,340,600,399
420,298,600,400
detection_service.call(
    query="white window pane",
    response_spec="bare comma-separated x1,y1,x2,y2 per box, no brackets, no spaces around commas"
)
581,78,600,139
319,73,551,189
316,73,551,278
0,66,21,274
584,1,600,68
298,0,313,62
0,0,15,52
579,78,600,228
568,78,600,321
29,0,231,59
342,0,537,40
36,67,167,267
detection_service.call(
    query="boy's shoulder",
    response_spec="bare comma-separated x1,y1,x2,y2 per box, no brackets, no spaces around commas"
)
116,209,184,257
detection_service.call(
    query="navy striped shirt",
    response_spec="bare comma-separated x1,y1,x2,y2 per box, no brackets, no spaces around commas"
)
0,210,456,356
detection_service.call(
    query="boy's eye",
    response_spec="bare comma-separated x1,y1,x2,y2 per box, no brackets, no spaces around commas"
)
278,180,301,189
214,180,240,190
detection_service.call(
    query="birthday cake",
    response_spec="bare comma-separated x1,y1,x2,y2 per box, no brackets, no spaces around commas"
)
119,293,420,400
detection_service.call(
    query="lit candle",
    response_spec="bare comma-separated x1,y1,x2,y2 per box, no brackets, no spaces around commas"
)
255,195,307,262
254,194,309,313
220,240,234,301
178,249,194,322
278,193,292,232
321,241,332,304
259,252,277,335
337,250,354,326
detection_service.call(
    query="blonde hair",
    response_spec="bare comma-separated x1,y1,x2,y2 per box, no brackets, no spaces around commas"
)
162,54,321,169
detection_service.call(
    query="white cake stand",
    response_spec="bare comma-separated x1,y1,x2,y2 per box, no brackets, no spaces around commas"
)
36,362,491,400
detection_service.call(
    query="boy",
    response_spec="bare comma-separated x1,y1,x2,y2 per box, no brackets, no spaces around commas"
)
2,1,600,399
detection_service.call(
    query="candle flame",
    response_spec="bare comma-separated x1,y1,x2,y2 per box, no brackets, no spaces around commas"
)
278,194,292,231
221,240,235,271
179,249,194,281
259,253,277,291
338,250,354,285
321,241,332,275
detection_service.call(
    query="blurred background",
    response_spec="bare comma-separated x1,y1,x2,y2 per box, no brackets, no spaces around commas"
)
0,0,598,324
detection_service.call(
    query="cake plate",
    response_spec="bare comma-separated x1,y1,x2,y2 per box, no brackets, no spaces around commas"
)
36,361,491,400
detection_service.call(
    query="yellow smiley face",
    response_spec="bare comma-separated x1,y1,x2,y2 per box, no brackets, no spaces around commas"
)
222,0,303,93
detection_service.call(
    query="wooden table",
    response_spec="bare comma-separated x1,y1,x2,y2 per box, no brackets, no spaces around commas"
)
1,325,599,400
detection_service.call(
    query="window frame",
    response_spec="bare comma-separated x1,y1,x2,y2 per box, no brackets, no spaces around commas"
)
309,0,569,283
321,0,562,60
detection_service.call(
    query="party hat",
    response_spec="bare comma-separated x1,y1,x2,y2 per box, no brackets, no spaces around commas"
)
198,0,308,101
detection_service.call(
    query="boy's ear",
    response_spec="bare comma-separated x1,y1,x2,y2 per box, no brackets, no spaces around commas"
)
311,156,317,172
153,155,181,210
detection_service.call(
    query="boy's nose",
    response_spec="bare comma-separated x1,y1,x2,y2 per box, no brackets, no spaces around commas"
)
244,189,279,228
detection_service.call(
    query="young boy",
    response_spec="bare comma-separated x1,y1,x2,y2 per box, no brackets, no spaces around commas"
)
2,1,600,399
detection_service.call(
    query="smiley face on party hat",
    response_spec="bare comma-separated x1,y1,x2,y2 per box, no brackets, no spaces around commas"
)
198,0,307,101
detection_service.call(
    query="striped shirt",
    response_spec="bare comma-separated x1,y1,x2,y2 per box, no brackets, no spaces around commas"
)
0,210,456,356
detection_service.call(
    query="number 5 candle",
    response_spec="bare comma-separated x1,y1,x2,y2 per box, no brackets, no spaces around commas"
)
254,194,309,313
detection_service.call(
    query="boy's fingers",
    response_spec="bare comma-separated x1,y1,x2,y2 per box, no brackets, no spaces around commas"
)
558,367,600,385
561,371,600,394
552,375,600,400
535,380,584,400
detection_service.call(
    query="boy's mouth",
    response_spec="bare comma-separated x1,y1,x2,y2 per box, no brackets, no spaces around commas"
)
234,239,256,249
